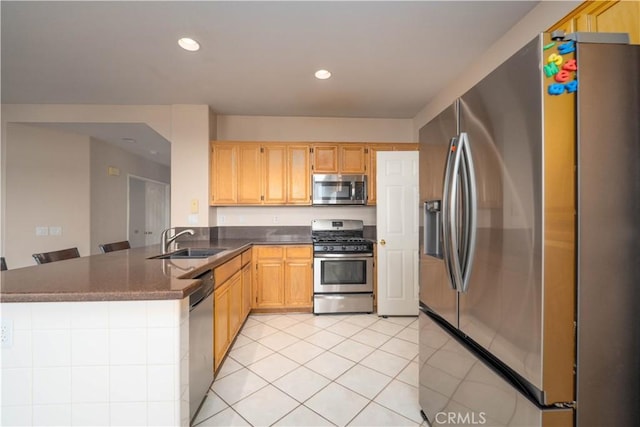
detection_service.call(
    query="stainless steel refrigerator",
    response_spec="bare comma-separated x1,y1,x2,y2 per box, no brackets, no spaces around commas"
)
418,33,639,426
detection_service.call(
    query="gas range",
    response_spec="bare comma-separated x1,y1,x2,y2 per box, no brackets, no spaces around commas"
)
311,220,373,254
311,219,374,314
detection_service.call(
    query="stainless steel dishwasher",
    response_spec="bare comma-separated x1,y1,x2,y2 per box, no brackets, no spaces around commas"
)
189,270,214,422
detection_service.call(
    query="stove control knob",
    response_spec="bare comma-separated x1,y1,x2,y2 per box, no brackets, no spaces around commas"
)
323,246,328,251
329,246,334,251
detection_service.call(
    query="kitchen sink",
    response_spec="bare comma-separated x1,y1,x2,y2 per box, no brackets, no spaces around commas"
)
148,248,227,259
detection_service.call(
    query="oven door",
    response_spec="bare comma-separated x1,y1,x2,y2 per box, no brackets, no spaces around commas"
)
313,253,373,293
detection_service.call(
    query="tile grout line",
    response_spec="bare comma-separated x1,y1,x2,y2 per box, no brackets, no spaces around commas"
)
204,314,418,427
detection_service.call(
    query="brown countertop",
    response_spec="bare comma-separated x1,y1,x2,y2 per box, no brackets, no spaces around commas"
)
0,238,312,303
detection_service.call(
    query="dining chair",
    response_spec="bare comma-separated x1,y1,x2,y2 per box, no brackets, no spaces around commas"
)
32,247,80,264
98,240,131,253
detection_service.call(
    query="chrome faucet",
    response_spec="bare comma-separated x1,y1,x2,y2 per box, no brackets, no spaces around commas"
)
160,228,195,254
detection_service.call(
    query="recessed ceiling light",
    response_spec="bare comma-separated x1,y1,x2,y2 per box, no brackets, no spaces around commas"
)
315,69,332,80
121,138,136,144
178,37,200,52
150,150,158,155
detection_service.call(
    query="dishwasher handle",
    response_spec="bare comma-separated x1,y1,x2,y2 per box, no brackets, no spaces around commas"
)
189,270,214,311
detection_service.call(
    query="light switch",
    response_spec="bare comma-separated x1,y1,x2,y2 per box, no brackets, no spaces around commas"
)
49,226,62,236
36,226,49,236
107,166,120,176
190,199,199,214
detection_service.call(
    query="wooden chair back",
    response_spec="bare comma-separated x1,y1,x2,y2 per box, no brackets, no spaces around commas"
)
98,240,131,253
32,247,80,264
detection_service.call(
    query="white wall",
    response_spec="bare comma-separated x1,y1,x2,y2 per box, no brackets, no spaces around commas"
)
90,139,170,254
217,115,413,142
169,105,213,228
5,124,91,268
412,0,580,134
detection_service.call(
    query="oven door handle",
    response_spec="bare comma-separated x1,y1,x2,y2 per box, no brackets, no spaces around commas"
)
314,253,373,259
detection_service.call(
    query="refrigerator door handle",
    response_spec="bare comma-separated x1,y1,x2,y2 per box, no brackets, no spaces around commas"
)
459,132,477,293
444,135,465,291
441,136,458,291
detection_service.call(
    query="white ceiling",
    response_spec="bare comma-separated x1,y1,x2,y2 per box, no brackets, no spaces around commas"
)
1,1,539,161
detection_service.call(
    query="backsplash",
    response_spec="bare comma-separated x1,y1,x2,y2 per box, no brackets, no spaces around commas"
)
173,225,377,243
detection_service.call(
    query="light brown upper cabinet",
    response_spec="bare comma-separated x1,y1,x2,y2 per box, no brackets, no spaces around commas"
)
549,1,639,44
287,145,311,204
211,141,416,206
311,144,339,173
366,143,418,205
311,143,367,174
210,142,261,205
367,144,395,205
262,145,287,204
211,142,311,206
340,145,367,174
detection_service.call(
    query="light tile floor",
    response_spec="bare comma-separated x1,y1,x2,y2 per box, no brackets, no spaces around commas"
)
193,313,428,427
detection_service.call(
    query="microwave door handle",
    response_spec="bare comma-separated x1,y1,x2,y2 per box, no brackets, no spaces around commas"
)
351,182,356,200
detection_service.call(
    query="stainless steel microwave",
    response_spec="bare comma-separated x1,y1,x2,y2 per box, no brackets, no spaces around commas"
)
312,174,367,205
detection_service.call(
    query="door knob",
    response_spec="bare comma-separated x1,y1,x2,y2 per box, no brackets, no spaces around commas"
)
380,239,386,246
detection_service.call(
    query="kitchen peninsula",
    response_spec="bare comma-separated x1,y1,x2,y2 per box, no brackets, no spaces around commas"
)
0,235,310,426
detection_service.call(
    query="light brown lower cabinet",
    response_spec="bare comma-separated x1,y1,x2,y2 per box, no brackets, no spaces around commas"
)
242,261,252,318
254,245,313,310
213,281,230,371
213,245,310,371
213,249,252,371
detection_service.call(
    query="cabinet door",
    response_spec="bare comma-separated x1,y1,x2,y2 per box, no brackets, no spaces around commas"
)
228,272,243,337
263,145,287,204
242,262,252,318
284,260,312,307
210,143,237,205
313,145,339,173
367,144,395,205
393,143,418,151
340,144,367,174
237,144,262,204
549,1,639,45
287,145,311,204
255,260,284,308
284,246,313,308
214,283,230,370
583,1,639,44
254,246,285,308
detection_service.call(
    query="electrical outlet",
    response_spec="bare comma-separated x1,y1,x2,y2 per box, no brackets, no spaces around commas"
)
273,216,279,224
36,226,49,236
219,215,226,224
1,318,13,348
49,226,62,236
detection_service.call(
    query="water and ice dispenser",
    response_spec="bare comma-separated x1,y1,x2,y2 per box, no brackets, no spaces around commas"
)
424,200,442,258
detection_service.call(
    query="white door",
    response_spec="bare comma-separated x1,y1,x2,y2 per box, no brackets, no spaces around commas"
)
144,180,169,246
376,151,419,316
128,176,170,248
